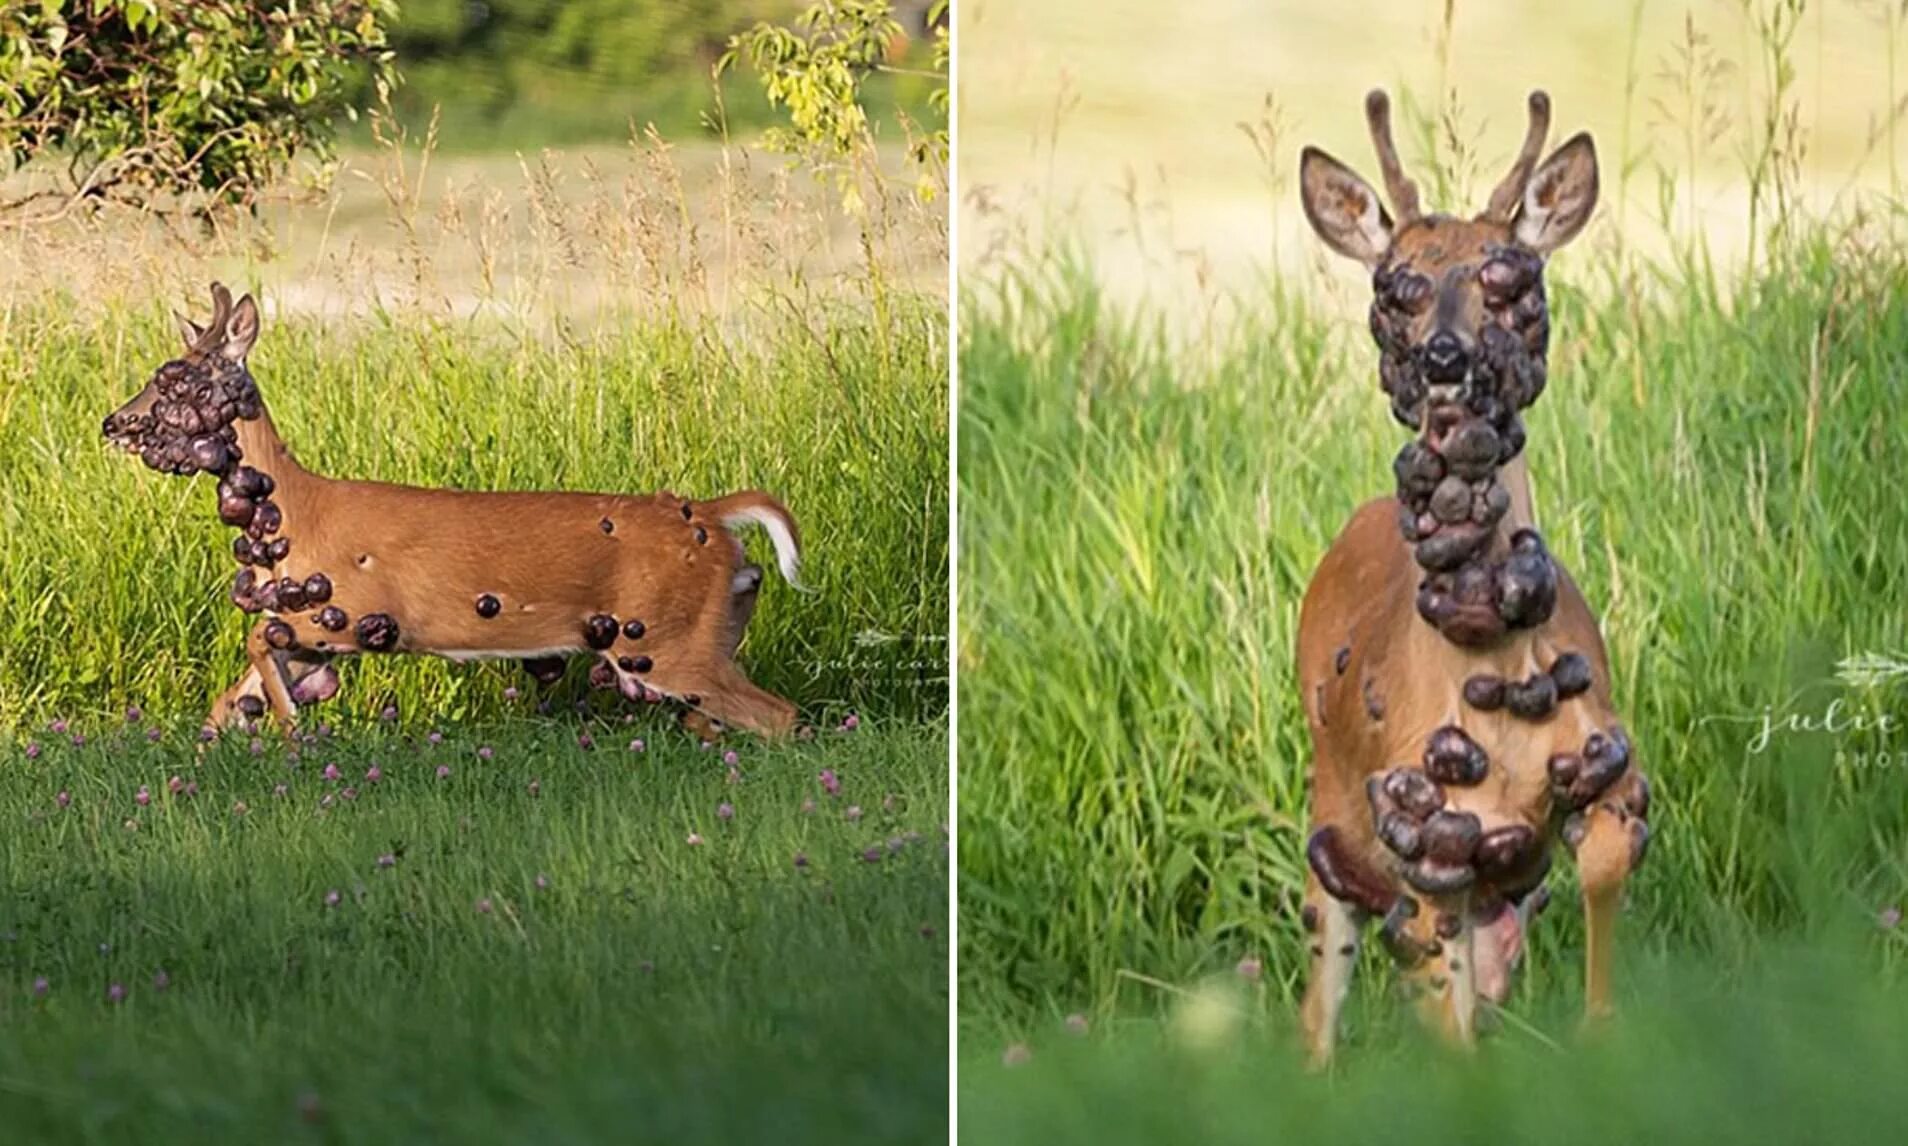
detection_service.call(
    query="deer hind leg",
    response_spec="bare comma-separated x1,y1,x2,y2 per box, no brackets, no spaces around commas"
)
1299,876,1362,1069
722,564,764,661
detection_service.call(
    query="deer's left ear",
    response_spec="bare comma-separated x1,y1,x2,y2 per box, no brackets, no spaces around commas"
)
1513,132,1598,254
176,310,208,350
1299,146,1393,267
221,294,261,362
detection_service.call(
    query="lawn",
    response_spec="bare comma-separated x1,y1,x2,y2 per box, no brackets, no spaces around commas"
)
1,719,947,1143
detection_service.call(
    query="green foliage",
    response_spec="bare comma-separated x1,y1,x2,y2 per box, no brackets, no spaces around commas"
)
722,0,948,198
0,721,947,1141
957,236,1908,1018
0,0,395,209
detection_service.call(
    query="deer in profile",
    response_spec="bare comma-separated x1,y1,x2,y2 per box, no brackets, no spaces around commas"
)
103,284,803,739
1292,92,1651,1064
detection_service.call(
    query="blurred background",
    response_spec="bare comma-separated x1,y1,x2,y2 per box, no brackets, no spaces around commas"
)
959,0,1903,314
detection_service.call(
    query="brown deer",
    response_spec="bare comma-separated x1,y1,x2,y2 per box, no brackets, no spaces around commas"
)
102,284,803,739
1292,92,1650,1064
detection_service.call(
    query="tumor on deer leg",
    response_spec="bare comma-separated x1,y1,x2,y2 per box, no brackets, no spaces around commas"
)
1550,651,1593,698
303,574,331,604
314,606,348,632
1463,673,1506,710
355,612,401,652
1504,672,1558,720
236,695,265,719
289,663,340,705
583,614,619,650
589,661,616,690
1380,897,1435,967
1555,729,1632,808
1423,725,1488,786
1305,826,1397,916
263,620,297,650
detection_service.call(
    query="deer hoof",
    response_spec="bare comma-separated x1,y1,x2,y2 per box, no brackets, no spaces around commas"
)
1423,725,1488,786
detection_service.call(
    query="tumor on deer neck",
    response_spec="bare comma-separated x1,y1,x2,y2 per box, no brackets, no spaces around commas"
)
1376,258,1558,648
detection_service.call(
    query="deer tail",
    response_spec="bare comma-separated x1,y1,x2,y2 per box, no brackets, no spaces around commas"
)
706,490,806,590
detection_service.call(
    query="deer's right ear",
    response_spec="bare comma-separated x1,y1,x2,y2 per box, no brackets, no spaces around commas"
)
221,295,261,362
1299,146,1393,267
176,310,208,350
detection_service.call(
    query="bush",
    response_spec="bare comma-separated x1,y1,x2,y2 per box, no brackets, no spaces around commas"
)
0,0,395,211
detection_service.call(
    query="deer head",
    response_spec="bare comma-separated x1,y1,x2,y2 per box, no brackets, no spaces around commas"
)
1300,90,1597,434
1301,93,1599,647
102,283,263,478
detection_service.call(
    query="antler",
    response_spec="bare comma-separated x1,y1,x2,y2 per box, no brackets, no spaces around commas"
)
1481,91,1552,222
1364,90,1421,224
189,282,236,354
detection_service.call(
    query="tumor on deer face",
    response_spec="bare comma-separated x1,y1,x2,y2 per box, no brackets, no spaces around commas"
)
1300,91,1599,434
101,284,264,479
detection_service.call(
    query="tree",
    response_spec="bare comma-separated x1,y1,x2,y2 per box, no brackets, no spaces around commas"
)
0,0,396,215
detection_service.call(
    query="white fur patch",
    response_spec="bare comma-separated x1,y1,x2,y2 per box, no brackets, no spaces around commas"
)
720,504,804,588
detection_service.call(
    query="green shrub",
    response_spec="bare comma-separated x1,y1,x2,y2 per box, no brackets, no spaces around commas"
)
0,0,394,209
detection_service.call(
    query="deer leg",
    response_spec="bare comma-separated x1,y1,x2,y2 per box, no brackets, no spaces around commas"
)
204,666,267,737
722,564,763,661
242,620,303,729
1299,875,1362,1069
670,663,798,740
1397,896,1480,1048
1568,777,1649,1022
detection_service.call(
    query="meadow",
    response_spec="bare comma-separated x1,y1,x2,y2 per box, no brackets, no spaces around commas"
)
0,119,950,1139
956,1,1908,1134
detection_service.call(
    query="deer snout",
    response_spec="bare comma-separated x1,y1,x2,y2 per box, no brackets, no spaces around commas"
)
1421,330,1470,384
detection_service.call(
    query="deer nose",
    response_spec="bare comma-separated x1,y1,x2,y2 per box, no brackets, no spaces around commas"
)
1422,331,1469,383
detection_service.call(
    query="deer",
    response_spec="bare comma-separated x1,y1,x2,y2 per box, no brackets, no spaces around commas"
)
101,284,804,740
1291,91,1651,1065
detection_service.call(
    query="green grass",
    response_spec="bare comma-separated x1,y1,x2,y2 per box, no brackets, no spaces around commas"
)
0,188,947,1137
0,293,947,729
956,234,1908,1122
1,719,946,1142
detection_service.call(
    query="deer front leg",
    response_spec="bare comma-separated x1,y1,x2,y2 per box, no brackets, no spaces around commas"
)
205,666,267,734
242,619,304,728
1391,897,1480,1047
1555,740,1650,1023
1299,875,1363,1069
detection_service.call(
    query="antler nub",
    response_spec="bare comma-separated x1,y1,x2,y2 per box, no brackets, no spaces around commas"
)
1365,89,1421,225
1482,91,1552,223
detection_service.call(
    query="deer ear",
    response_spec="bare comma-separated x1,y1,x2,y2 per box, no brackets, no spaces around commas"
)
176,310,208,350
1513,132,1598,254
1299,146,1393,267
221,294,261,361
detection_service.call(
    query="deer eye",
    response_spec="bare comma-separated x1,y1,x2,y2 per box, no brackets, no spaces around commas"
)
1385,271,1433,313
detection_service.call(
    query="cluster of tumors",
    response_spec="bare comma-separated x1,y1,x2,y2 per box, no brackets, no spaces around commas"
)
1299,242,1652,934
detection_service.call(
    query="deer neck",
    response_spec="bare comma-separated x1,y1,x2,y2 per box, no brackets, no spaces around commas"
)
232,403,306,487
